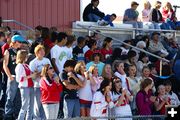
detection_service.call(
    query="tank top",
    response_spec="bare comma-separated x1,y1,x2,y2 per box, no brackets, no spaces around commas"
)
8,48,17,75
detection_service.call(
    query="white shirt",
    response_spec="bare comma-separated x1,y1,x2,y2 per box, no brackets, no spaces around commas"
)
63,46,73,60
50,45,68,73
114,72,128,90
77,74,93,101
15,64,32,88
90,91,114,119
83,45,90,54
29,57,51,87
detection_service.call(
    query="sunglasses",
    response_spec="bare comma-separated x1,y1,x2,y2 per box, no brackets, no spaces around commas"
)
48,67,53,70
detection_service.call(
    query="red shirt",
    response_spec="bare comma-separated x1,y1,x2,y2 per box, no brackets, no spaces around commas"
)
1,43,10,55
40,78,63,104
44,38,54,49
157,96,170,115
101,48,112,60
162,7,175,21
85,50,94,61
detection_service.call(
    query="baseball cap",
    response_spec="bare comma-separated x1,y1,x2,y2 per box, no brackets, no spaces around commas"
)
11,35,26,43
131,1,139,6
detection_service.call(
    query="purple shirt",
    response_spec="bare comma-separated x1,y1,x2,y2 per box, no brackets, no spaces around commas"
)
136,90,153,115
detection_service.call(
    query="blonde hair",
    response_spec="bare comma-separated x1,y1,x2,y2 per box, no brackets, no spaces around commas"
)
41,64,50,77
88,65,97,74
102,64,113,78
34,45,45,56
74,61,85,75
144,0,151,9
16,50,28,64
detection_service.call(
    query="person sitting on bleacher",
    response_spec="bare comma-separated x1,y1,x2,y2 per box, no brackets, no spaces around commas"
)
97,14,117,27
123,1,143,34
150,1,171,30
83,0,105,22
148,32,169,61
162,2,180,30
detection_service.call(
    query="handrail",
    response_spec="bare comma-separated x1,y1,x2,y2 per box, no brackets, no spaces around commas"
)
2,19,34,31
77,24,170,63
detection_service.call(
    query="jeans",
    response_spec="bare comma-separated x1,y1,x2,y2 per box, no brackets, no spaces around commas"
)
64,99,80,118
18,87,34,120
88,13,101,22
33,88,45,120
124,21,143,34
43,103,59,119
4,79,21,119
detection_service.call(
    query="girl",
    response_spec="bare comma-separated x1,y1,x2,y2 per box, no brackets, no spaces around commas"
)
112,77,132,120
40,64,63,119
136,52,151,77
136,78,156,115
102,64,113,81
100,37,113,61
154,85,170,115
90,79,114,120
75,61,94,117
89,65,103,95
164,80,180,106
15,50,36,120
114,60,128,90
126,65,141,115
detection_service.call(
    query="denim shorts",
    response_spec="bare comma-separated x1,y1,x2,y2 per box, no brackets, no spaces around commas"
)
80,103,91,108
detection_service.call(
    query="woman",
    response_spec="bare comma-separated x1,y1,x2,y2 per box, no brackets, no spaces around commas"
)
90,79,114,119
102,64,113,81
142,1,154,29
89,65,103,95
40,64,63,119
100,37,113,62
154,85,170,115
15,50,36,120
126,65,141,115
136,78,156,115
75,61,94,117
112,77,132,120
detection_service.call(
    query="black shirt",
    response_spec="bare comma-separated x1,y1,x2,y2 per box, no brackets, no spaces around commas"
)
8,48,17,75
0,47,3,71
60,70,79,99
83,3,105,21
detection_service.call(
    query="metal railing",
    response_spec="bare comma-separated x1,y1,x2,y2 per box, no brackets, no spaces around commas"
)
77,24,170,63
58,115,166,120
2,19,34,30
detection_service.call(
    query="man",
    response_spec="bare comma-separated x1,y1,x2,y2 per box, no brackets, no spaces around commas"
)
148,32,169,62
3,35,25,120
83,0,105,22
123,1,143,34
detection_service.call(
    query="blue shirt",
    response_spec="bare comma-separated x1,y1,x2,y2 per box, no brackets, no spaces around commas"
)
123,8,139,22
103,14,114,27
86,61,105,76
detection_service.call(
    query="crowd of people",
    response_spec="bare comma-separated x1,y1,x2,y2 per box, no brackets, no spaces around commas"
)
0,0,179,120
83,0,180,31
0,23,179,120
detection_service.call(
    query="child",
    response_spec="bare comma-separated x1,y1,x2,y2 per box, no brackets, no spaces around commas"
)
98,14,117,27
154,85,170,115
15,50,36,120
111,77,132,120
164,80,180,106
40,64,63,119
75,61,94,117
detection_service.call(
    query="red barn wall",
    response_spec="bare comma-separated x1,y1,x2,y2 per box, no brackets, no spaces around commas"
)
0,0,80,31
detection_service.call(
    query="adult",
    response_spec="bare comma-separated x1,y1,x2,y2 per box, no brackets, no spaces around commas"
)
83,0,105,22
3,35,25,120
150,1,171,29
136,78,156,115
123,1,143,34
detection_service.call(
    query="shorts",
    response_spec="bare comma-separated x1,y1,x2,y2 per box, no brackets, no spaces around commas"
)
80,103,91,108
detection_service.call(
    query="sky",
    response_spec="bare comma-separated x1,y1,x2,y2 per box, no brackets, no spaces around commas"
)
80,0,180,21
